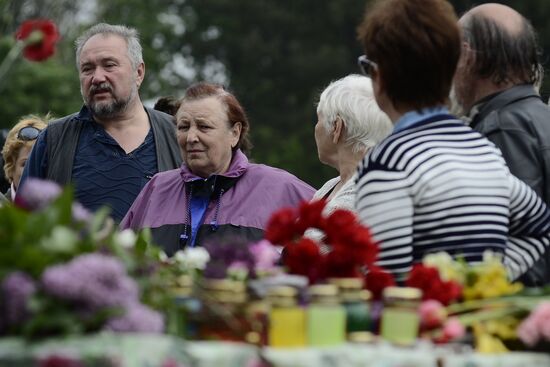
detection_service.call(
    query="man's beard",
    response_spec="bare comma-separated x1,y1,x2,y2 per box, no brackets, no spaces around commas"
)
84,82,136,119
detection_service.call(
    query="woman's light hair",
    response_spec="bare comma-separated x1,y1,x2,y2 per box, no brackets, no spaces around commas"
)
2,115,49,183
75,23,143,71
316,74,392,153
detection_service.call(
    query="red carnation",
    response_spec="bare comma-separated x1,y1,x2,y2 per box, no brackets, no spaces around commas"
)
405,264,462,305
295,199,327,233
324,209,360,244
323,248,362,279
365,266,395,300
265,207,298,245
282,237,323,282
15,19,60,61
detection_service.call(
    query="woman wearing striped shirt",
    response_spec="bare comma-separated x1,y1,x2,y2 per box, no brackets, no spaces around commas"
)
355,0,550,283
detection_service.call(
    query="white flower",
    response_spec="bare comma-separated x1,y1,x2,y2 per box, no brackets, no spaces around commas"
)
114,229,137,249
40,226,77,253
158,251,169,263
174,247,210,270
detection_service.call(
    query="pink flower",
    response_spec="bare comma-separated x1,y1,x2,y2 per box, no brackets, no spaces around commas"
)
517,318,540,347
250,240,280,272
442,318,465,341
419,300,446,329
518,301,550,346
532,302,550,340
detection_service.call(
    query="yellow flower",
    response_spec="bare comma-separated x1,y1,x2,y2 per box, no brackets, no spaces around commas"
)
473,322,510,353
423,251,466,283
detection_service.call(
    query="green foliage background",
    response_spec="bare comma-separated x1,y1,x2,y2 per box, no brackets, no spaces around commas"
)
1,0,549,188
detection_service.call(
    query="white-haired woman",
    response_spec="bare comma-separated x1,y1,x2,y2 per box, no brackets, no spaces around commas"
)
308,74,392,245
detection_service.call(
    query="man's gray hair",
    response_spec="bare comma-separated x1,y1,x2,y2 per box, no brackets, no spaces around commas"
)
316,74,392,154
75,23,143,70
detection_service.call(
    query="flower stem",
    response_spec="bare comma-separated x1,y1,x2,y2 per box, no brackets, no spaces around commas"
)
0,41,25,92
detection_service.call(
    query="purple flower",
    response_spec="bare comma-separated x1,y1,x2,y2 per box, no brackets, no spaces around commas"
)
250,240,280,272
1,271,36,327
71,202,92,223
104,303,164,333
203,238,256,279
41,253,139,310
14,178,62,211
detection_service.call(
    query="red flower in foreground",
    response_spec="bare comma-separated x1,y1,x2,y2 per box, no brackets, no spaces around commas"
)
406,264,462,305
265,207,298,244
295,199,327,233
15,19,60,61
324,209,359,244
282,237,323,282
323,247,362,279
365,266,395,300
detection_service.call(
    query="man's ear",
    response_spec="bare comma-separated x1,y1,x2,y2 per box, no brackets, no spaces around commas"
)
136,62,145,87
460,42,475,68
332,116,344,144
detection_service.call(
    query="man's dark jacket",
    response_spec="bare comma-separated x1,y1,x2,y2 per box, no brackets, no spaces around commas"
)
470,84,550,286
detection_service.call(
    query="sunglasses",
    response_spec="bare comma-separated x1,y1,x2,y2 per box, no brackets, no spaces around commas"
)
357,55,378,77
17,126,42,141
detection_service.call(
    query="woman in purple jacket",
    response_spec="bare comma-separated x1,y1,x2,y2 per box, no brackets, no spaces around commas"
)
121,82,315,255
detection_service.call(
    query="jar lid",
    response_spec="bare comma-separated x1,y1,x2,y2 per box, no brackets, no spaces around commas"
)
382,286,422,301
201,279,246,293
328,277,364,290
308,284,339,297
348,331,376,343
267,286,298,298
175,275,193,287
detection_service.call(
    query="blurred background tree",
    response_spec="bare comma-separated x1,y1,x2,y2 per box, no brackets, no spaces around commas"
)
1,0,549,188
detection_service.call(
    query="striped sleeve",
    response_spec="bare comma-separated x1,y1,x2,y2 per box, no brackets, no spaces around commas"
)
504,174,550,280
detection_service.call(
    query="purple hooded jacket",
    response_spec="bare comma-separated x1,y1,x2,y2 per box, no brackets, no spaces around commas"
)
121,150,315,255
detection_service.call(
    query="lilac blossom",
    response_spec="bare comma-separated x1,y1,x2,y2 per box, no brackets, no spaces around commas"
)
41,253,139,310
203,238,256,279
0,271,36,327
71,202,92,223
14,178,62,211
104,303,164,333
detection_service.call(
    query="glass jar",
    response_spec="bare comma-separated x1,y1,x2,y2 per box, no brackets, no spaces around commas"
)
380,286,422,346
330,277,372,335
167,275,200,339
267,286,306,347
196,278,249,341
306,284,346,346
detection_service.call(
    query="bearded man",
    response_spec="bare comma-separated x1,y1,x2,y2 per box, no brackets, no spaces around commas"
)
20,23,181,222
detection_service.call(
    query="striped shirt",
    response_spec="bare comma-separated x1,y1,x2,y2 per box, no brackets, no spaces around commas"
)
355,114,550,281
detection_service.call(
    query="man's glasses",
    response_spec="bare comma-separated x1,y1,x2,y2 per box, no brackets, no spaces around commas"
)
17,126,42,141
357,55,378,77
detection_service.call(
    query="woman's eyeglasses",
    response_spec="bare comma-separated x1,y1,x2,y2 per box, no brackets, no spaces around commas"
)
17,126,42,141
357,55,378,77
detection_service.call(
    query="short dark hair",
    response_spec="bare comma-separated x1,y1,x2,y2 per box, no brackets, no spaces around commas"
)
461,12,542,87
357,0,460,110
180,82,252,155
154,96,180,116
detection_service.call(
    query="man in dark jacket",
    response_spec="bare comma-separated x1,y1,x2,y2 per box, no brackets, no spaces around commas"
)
20,23,181,222
452,4,550,285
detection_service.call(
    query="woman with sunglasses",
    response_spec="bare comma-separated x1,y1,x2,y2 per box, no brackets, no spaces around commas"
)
355,0,550,285
1,115,48,201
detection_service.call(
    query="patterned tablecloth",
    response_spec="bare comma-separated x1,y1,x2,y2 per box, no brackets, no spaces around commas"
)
0,333,548,367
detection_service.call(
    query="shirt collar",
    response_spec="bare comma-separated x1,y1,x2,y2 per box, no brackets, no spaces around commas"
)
393,106,450,133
